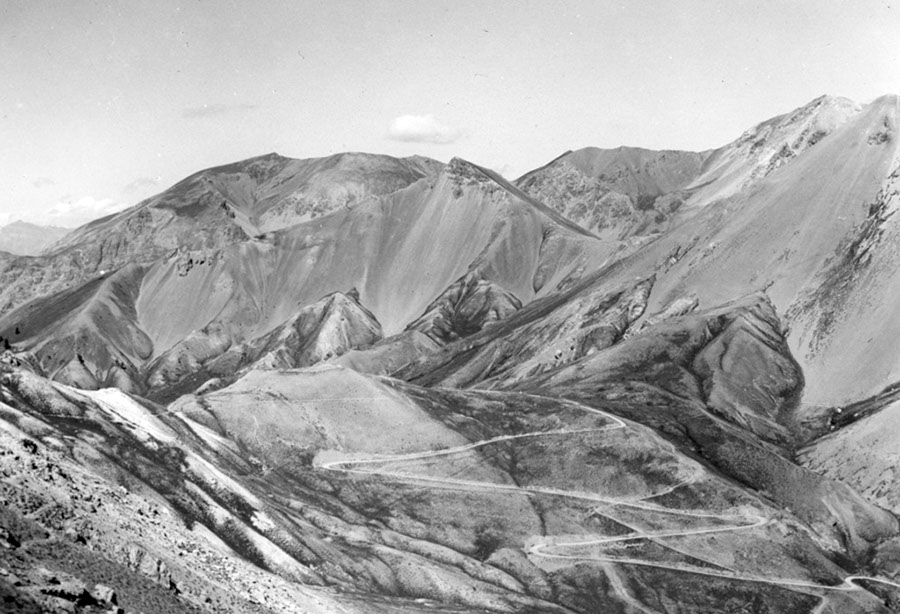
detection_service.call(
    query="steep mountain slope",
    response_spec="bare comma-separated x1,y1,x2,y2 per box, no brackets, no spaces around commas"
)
800,392,900,518
127,157,611,394
0,366,464,614
684,95,863,208
515,95,863,251
534,94,900,409
49,152,444,255
0,265,152,391
0,221,70,256
396,268,897,551
0,153,443,318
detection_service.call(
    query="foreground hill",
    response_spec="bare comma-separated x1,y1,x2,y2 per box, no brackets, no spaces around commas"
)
3,280,899,613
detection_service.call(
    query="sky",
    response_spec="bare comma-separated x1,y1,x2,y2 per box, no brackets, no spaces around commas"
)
1,0,899,228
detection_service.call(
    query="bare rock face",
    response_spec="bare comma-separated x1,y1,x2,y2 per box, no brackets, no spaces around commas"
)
400,275,654,389
689,95,863,206
407,271,522,344
0,152,611,402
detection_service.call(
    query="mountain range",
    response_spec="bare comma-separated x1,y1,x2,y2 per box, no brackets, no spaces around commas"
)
0,220,70,256
2,93,900,613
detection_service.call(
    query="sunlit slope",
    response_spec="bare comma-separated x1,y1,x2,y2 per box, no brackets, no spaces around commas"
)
144,290,384,399
48,152,444,254
801,394,900,517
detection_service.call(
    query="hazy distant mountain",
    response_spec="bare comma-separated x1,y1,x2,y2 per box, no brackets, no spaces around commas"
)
0,220,70,256
4,95,900,614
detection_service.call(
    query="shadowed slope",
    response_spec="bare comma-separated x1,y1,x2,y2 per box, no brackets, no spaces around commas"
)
400,275,655,389
407,271,522,345
513,294,897,557
143,289,386,400
0,265,152,391
399,271,897,561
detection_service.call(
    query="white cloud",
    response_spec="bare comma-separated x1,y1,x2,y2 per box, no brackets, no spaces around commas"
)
387,114,462,144
32,177,56,188
36,196,130,228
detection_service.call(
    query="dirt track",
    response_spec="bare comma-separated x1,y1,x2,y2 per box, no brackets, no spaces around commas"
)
315,393,900,609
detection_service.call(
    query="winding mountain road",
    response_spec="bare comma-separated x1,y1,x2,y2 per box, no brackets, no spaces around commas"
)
314,392,900,609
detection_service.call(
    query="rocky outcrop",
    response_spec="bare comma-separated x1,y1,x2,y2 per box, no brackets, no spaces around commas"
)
690,95,862,204
400,276,654,388
407,271,521,344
